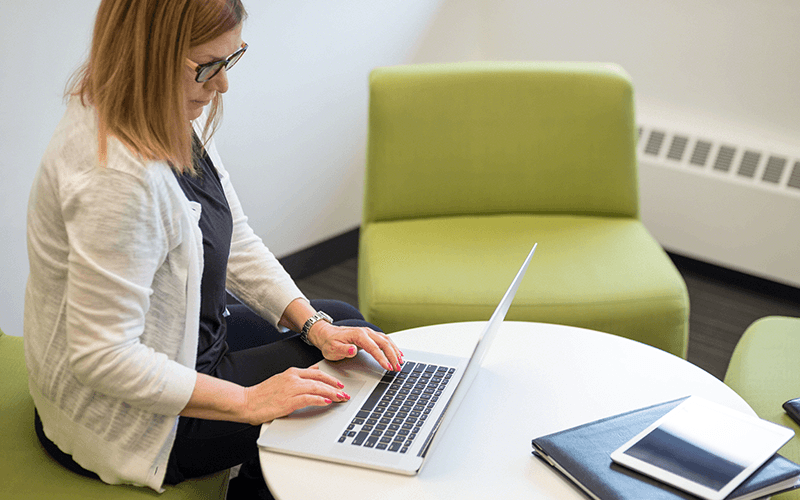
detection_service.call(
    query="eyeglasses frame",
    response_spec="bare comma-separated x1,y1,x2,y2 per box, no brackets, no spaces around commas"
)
185,42,248,83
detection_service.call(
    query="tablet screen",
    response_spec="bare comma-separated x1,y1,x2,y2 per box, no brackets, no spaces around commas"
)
622,420,746,491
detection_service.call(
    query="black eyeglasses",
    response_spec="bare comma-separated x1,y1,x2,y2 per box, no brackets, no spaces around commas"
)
185,42,248,83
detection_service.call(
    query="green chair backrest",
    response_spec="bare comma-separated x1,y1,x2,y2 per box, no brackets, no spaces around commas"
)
364,61,640,225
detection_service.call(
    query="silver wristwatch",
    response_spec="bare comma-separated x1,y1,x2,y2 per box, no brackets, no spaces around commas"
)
300,311,333,345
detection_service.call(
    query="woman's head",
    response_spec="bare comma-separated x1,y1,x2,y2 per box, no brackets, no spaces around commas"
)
184,27,245,122
71,0,247,171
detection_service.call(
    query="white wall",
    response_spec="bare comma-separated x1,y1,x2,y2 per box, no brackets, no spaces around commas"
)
479,0,800,145
1,0,100,337
2,0,798,336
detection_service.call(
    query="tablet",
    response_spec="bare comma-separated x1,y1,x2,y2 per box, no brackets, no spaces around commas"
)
610,396,794,500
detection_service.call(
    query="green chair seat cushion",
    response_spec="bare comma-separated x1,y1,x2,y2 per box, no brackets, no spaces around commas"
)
724,316,800,500
359,214,688,357
0,332,229,499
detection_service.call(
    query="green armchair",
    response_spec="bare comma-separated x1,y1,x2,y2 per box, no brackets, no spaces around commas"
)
0,330,229,499
359,61,689,357
725,316,800,499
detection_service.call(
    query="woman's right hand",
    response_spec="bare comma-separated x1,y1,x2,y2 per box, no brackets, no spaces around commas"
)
181,367,349,425
241,366,349,425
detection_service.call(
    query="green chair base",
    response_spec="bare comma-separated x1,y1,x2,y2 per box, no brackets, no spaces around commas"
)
0,331,229,499
359,214,689,358
724,316,800,499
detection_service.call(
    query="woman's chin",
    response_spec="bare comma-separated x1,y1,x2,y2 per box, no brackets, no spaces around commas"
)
188,109,203,121
187,102,207,121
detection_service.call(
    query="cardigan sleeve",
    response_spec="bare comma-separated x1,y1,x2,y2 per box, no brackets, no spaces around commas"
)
201,138,306,327
61,162,197,416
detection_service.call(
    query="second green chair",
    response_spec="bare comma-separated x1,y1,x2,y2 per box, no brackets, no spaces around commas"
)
725,316,800,499
359,61,689,357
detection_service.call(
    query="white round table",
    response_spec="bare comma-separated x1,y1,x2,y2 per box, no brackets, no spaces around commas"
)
259,321,752,499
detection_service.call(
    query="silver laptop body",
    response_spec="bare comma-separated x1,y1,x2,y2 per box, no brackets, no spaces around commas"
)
257,243,537,475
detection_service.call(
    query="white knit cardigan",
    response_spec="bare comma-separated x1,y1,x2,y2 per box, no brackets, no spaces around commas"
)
24,99,304,491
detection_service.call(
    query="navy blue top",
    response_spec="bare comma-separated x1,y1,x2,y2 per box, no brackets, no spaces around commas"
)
173,136,233,374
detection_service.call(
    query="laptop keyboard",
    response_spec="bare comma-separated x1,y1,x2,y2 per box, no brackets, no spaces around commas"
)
337,361,456,453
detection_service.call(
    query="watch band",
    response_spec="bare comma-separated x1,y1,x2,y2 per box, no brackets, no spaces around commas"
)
300,311,333,345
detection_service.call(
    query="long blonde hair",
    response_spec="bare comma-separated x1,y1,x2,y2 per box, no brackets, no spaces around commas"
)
69,0,247,172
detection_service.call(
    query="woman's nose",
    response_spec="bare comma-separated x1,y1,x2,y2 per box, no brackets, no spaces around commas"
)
207,67,229,94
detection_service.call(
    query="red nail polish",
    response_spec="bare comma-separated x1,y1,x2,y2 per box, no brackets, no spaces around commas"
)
324,398,332,404
338,382,345,389
348,346,356,356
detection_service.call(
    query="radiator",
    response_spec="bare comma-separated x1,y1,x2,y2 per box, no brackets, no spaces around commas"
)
636,116,800,288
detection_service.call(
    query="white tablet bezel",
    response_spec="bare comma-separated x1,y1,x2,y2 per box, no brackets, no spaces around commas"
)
610,396,794,500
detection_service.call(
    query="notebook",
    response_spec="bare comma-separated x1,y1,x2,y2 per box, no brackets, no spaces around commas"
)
257,243,537,474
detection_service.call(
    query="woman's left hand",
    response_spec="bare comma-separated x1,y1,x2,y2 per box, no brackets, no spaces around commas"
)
308,321,404,372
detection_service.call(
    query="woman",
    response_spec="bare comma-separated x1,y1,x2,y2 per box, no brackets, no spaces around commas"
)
24,0,402,495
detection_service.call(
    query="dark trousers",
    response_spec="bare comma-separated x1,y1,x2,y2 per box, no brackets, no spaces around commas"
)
35,300,378,493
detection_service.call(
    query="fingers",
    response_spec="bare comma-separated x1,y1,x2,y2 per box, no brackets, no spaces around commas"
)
364,331,403,372
370,330,403,371
244,367,354,424
312,322,403,371
293,365,345,391
281,367,351,407
271,391,346,422
333,328,403,372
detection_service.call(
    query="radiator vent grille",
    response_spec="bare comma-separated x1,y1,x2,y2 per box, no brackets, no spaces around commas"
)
637,125,800,195
666,135,689,161
738,151,761,178
644,130,666,156
690,140,713,167
763,156,787,184
713,146,736,172
790,162,800,190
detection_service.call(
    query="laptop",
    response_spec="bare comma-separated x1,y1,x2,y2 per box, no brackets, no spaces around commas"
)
257,243,537,475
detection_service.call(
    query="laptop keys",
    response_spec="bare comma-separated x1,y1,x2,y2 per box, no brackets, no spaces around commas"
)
338,362,455,453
